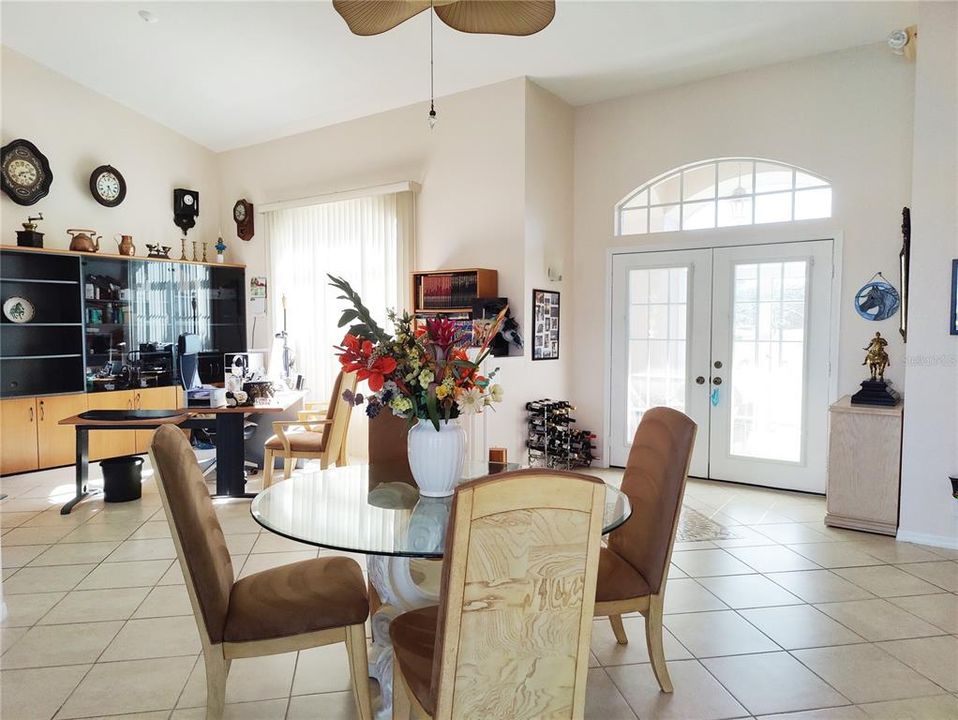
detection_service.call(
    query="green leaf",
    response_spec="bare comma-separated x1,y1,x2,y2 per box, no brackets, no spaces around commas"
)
426,392,441,432
337,309,359,327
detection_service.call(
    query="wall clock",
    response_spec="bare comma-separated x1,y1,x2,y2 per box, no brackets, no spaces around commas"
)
233,199,254,241
89,165,126,207
173,188,199,233
1,139,53,206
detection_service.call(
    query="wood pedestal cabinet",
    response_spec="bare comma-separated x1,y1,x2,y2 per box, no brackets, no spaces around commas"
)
1,386,182,474
825,395,903,536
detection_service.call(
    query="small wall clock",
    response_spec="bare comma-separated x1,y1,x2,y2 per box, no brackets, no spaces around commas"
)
89,165,126,207
1,139,53,206
233,199,254,241
173,188,199,234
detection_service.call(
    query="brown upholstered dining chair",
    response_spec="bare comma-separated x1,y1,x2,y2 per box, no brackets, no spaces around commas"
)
389,469,607,720
262,370,357,487
593,406,697,693
148,425,372,720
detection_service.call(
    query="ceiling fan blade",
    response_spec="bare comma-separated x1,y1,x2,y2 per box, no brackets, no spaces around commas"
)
435,0,555,36
332,0,432,36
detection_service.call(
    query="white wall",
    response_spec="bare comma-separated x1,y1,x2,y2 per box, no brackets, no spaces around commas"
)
0,47,220,254
899,2,958,549
522,81,575,417
573,43,915,464
217,79,541,460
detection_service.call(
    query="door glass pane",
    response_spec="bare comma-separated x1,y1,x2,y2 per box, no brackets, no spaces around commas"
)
717,161,754,197
683,165,716,201
627,267,688,440
729,260,807,462
649,175,680,205
717,197,752,227
755,191,793,224
755,162,793,193
620,207,648,235
794,188,832,220
682,201,716,230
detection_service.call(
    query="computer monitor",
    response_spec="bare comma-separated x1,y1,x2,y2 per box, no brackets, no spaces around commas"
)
177,334,203,391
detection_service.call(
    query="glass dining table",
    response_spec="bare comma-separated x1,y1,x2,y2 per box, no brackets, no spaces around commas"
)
250,461,632,717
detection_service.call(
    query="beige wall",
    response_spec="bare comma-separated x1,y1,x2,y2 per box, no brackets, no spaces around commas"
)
573,43,915,463
0,47,221,255
899,2,958,549
217,78,541,460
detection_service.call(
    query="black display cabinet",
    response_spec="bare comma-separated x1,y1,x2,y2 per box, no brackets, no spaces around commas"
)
1,250,85,396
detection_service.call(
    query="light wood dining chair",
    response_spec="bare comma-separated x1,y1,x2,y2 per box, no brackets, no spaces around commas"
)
593,406,697,693
262,370,357,487
149,425,372,720
389,469,607,720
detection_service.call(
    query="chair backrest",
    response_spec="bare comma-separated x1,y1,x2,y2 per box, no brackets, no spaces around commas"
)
322,370,357,463
149,424,234,645
431,469,606,719
608,406,697,596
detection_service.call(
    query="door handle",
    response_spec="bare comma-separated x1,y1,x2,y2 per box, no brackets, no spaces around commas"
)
695,376,706,385
28,405,34,422
39,400,44,421
713,377,723,385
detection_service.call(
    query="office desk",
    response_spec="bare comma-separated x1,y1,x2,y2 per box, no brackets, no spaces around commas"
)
58,391,304,513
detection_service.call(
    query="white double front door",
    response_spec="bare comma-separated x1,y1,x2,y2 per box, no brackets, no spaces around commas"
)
610,239,834,493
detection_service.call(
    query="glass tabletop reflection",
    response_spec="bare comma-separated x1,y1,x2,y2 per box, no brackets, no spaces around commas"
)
250,462,633,558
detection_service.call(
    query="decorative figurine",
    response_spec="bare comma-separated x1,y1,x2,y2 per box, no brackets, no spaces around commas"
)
863,332,889,381
215,237,227,264
16,213,44,247
851,331,900,406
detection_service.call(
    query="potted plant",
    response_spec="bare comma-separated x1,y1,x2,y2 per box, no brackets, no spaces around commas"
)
329,275,505,496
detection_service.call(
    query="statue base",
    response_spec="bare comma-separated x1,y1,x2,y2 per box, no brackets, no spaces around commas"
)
851,379,901,407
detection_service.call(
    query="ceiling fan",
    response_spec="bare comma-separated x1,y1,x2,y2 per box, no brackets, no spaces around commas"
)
332,0,556,37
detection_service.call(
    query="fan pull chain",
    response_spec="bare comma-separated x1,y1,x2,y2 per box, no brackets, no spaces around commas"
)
428,0,437,129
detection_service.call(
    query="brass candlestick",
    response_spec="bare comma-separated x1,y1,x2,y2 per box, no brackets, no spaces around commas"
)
202,242,208,263
191,240,198,262
179,236,188,261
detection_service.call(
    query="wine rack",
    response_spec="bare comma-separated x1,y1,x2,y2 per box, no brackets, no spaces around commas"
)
525,398,596,469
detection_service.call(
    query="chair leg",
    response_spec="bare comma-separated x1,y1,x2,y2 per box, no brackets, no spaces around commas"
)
344,623,373,720
203,647,229,720
609,614,628,645
392,659,412,720
283,455,293,480
644,593,672,693
262,449,274,488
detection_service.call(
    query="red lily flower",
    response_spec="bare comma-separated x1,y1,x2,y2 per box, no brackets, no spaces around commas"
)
335,334,397,392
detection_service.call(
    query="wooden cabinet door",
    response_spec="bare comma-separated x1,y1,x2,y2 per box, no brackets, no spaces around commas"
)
87,390,136,461
37,394,88,468
134,386,180,454
0,397,39,475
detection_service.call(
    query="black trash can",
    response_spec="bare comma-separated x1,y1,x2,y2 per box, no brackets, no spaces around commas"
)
100,456,144,503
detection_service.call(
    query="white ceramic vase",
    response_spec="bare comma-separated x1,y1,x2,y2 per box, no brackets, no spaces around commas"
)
407,418,466,497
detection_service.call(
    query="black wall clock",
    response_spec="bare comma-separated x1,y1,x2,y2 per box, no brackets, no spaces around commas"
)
89,165,126,207
173,188,199,233
1,139,53,206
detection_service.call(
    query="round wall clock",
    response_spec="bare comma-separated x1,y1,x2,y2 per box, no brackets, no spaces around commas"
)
89,165,126,207
1,139,53,206
233,198,254,241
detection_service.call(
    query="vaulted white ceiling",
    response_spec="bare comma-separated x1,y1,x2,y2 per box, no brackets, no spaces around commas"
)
1,1,916,152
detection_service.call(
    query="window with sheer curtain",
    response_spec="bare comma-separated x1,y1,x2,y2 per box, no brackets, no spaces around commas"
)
264,189,415,402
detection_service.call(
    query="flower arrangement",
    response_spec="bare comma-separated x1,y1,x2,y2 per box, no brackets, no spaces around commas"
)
329,275,506,430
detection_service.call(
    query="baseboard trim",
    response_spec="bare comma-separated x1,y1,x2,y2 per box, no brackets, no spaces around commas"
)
896,529,958,550
825,513,896,536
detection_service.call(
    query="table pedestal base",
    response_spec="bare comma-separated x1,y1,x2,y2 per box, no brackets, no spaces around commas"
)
366,555,441,719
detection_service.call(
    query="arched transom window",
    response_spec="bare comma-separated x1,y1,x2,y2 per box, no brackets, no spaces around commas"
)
616,158,832,236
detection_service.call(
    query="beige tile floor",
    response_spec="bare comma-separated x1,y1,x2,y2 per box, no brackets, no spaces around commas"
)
2,461,957,720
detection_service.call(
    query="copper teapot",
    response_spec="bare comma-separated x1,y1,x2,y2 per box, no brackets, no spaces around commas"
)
115,234,135,256
67,229,101,253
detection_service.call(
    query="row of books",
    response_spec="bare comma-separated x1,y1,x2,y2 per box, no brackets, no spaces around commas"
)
418,273,479,310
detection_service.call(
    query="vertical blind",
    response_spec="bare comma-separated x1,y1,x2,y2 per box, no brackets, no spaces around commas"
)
264,190,414,402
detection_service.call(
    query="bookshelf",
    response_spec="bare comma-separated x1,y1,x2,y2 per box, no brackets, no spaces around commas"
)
411,268,498,346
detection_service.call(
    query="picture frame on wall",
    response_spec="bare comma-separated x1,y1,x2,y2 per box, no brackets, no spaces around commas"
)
951,259,958,336
532,289,560,361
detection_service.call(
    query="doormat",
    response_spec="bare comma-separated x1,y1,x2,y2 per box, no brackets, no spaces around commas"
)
676,507,737,542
